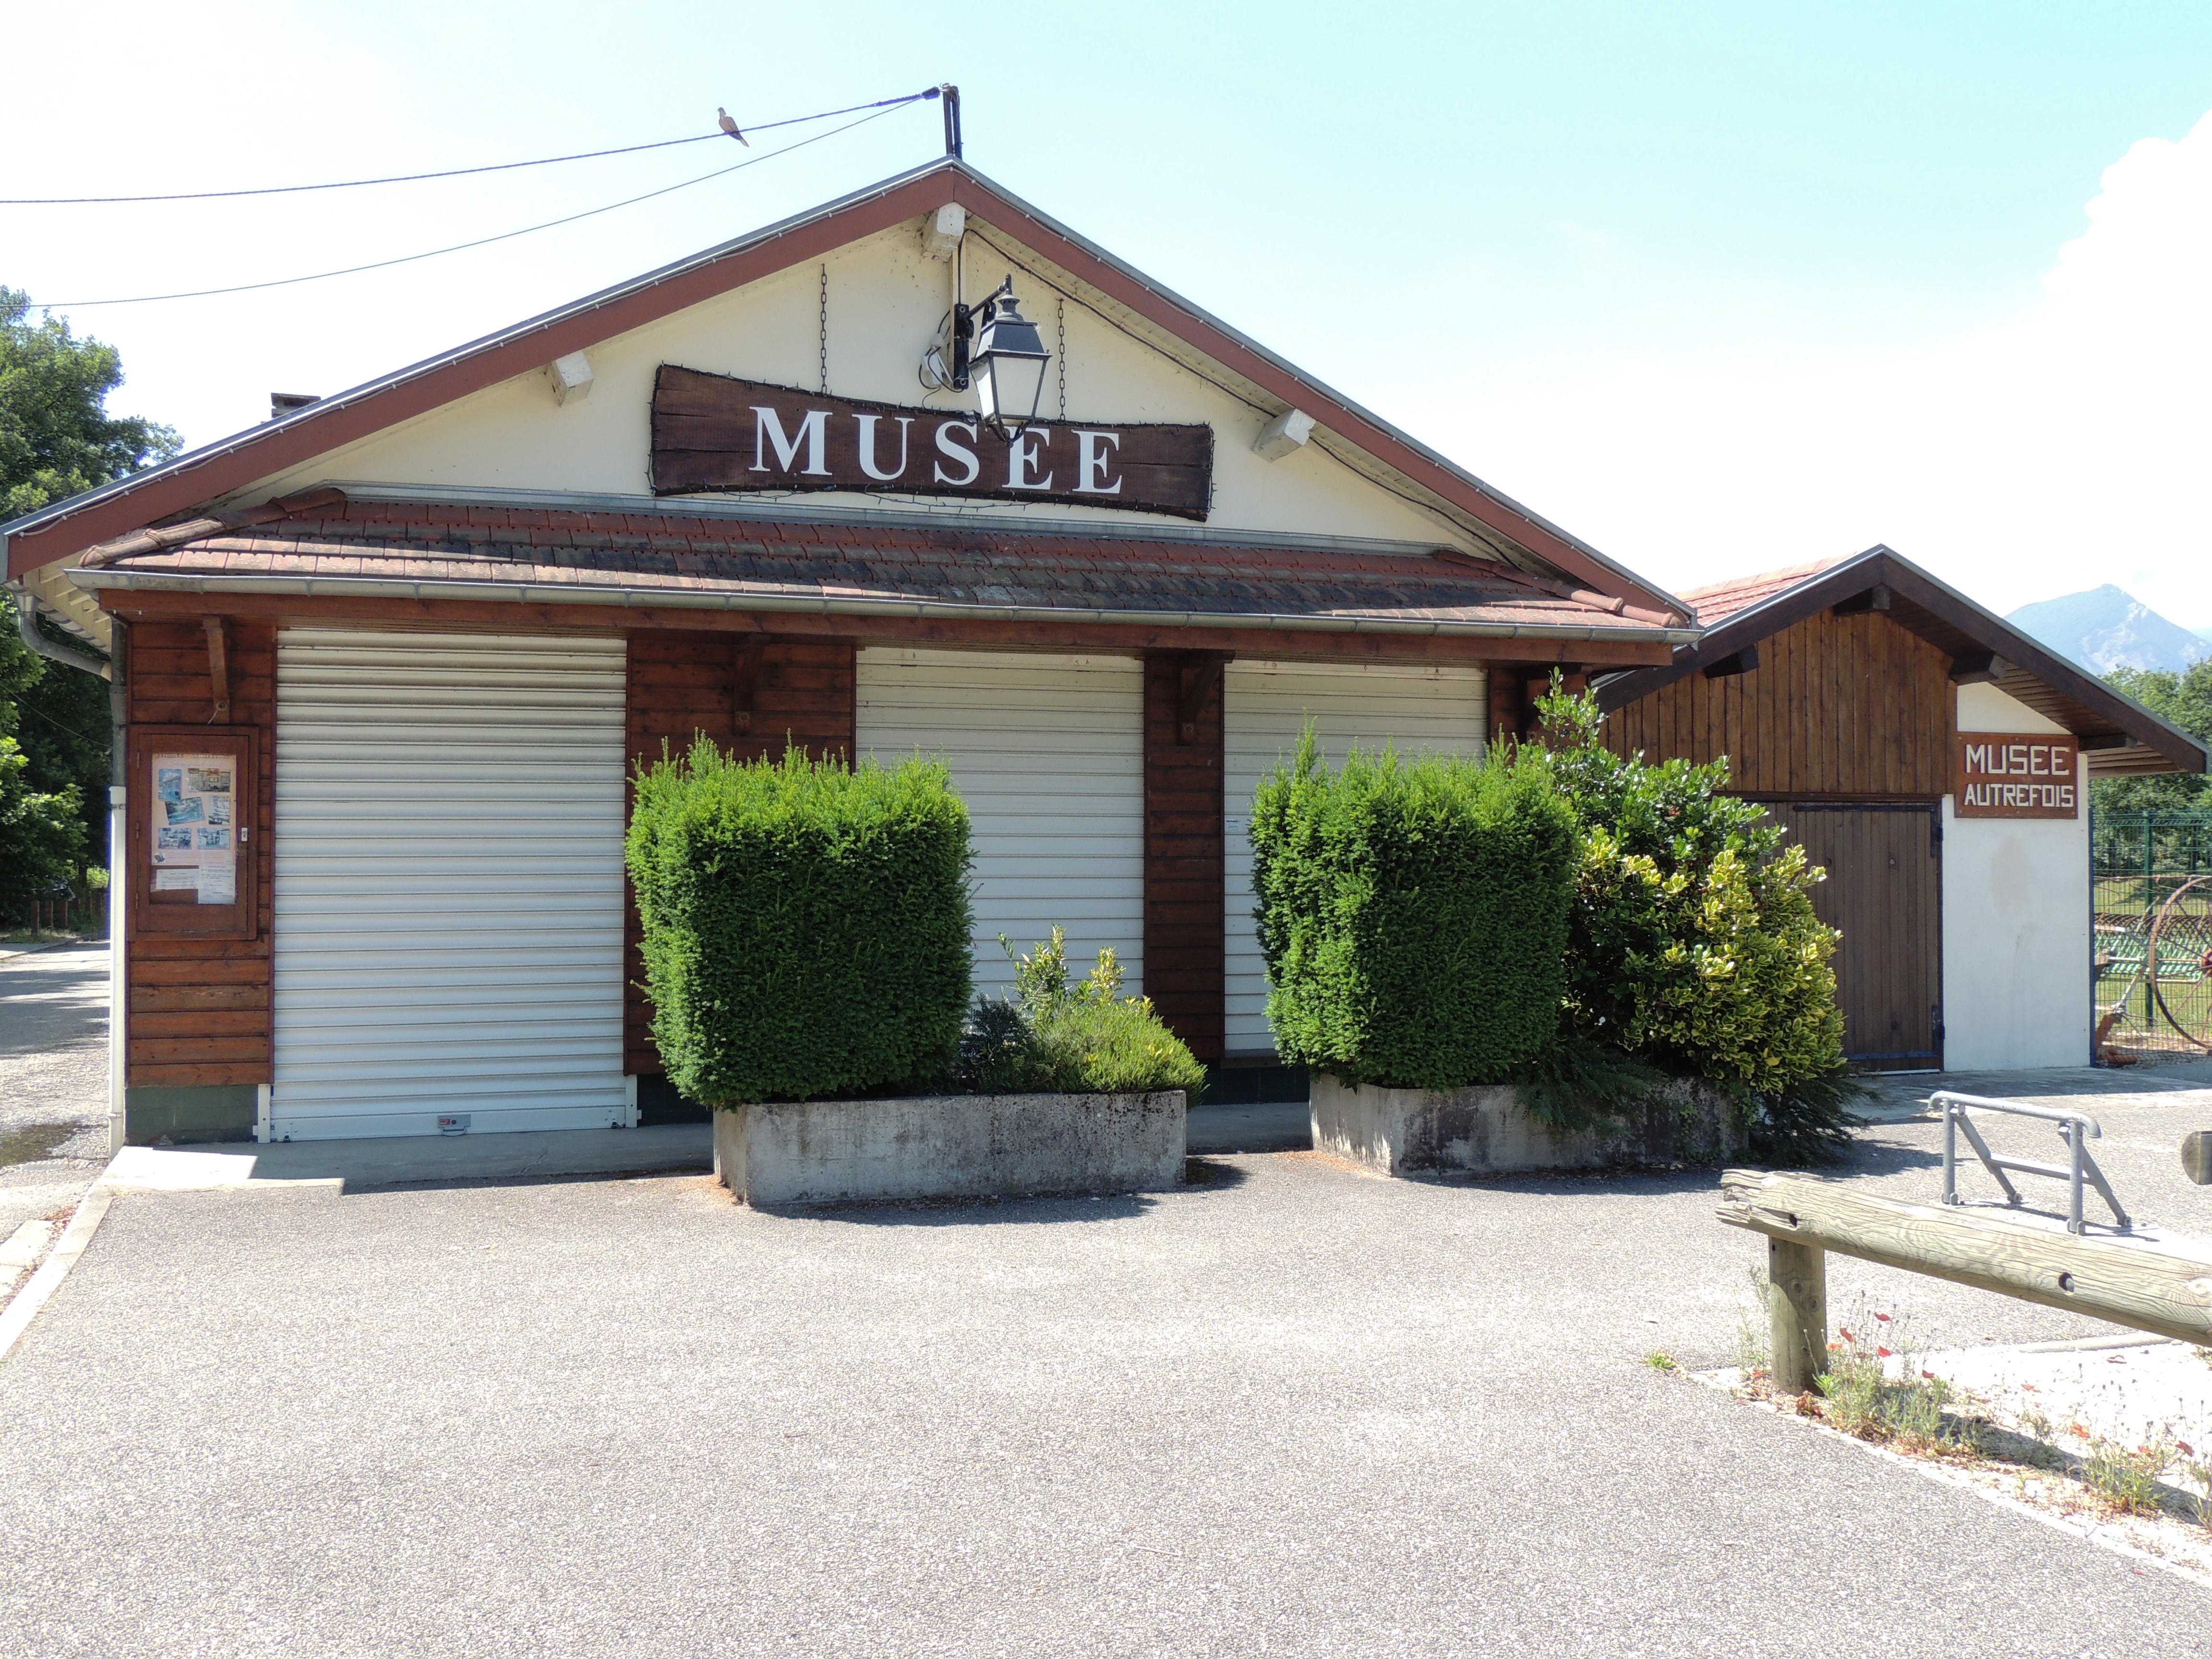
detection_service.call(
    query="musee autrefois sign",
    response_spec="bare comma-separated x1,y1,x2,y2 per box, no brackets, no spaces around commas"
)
649,366,1214,521
1955,732,2081,819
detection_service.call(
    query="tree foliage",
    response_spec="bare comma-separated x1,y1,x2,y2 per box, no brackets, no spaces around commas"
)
1,291,177,890
1,289,180,521
1533,681,1856,1163
0,734,83,910
2092,661,2212,814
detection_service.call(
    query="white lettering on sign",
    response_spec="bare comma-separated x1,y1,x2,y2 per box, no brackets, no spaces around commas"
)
750,407,830,476
1955,732,2081,819
1005,428,1054,491
1073,430,1124,495
932,419,980,485
854,414,913,482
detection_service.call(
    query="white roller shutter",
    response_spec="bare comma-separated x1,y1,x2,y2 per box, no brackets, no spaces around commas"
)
272,630,627,1139
1223,660,1488,1056
856,649,1144,1001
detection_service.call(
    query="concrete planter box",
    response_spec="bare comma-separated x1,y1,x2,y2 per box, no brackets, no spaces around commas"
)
1311,1073,1743,1178
711,1090,1188,1205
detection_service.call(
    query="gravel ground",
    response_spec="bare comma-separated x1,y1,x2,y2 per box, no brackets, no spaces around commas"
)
4,1094,2210,1656
0,940,111,1241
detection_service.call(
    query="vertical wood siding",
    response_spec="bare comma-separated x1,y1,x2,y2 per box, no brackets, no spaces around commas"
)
1602,608,1955,796
1143,655,1226,1061
623,634,855,1077
125,618,276,1087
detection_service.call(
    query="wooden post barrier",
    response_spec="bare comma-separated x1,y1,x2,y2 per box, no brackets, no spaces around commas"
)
1767,1236,1827,1393
2184,1131,2211,1187
1719,1169,2212,1354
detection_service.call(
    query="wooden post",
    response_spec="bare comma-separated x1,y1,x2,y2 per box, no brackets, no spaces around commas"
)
2183,1130,2211,1186
1767,1236,1827,1393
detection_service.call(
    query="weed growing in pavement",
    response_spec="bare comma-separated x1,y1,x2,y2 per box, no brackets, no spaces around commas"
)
2080,1433,2174,1517
1645,1351,1679,1371
1733,1266,1771,1380
1813,1306,1982,1458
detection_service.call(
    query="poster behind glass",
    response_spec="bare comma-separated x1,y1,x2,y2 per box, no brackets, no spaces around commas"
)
149,752,238,904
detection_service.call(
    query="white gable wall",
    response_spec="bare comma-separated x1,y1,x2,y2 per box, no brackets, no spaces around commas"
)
1941,682,2090,1070
247,219,1466,549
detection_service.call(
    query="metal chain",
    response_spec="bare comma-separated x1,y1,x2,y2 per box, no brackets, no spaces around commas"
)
1057,298,1066,420
818,264,828,394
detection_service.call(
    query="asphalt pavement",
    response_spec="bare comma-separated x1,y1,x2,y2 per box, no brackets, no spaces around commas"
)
0,939,111,1238
5,1083,2210,1656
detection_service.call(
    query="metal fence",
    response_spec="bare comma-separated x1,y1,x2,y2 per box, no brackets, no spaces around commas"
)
2092,807,2212,1061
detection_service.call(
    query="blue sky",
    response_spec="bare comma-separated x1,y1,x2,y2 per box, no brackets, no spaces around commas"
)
8,2,2212,618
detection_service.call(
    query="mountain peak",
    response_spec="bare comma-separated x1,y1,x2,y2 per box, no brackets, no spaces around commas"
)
2008,586,2210,676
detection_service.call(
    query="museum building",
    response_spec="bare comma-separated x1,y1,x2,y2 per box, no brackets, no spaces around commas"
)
2,157,2201,1148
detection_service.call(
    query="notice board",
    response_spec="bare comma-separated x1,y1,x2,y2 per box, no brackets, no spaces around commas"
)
127,725,259,939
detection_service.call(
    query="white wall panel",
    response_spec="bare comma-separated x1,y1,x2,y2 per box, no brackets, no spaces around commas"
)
273,631,627,1138
856,649,1143,1002
1223,660,1487,1056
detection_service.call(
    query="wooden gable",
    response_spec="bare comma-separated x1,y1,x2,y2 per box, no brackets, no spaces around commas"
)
1602,604,1956,799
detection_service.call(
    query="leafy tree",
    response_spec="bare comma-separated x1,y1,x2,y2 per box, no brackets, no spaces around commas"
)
2,288,180,519
0,734,83,913
1,290,179,890
1530,679,1858,1163
2092,662,2212,814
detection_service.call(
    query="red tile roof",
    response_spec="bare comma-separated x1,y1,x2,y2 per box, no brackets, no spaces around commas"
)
83,498,1680,637
1676,558,1846,626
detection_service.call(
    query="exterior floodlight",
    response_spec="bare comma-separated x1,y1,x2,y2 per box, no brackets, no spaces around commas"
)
917,274,1053,442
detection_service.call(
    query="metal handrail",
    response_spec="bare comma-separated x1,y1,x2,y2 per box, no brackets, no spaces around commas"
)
1932,1090,2130,1236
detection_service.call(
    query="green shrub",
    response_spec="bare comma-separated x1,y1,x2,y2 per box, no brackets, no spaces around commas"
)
952,928,1206,1097
1248,730,1579,1090
626,738,974,1106
1534,681,1858,1162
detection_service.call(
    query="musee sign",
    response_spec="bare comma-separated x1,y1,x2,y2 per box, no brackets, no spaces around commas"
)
649,367,1214,520
1955,731,2080,819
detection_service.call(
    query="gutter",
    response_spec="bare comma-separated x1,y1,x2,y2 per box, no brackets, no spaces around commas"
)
8,580,112,680
68,567,1701,648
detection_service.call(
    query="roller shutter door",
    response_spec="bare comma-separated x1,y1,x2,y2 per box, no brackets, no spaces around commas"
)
1223,660,1487,1056
855,649,1144,1001
272,631,628,1139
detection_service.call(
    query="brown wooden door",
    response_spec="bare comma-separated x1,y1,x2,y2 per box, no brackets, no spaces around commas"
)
1766,804,1942,1071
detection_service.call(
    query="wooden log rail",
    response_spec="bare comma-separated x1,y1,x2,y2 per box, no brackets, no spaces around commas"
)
1718,1169,2212,1392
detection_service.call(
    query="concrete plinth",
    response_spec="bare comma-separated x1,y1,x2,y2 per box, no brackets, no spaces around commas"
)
1310,1074,1742,1177
711,1091,1188,1206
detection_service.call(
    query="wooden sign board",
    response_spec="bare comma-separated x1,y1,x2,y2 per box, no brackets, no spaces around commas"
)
1955,732,2080,819
650,367,1214,521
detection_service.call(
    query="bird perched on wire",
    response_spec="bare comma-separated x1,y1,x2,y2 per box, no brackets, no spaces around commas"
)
717,108,748,146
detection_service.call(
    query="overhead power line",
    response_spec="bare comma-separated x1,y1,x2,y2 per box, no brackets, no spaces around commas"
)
0,89,939,205
30,102,917,309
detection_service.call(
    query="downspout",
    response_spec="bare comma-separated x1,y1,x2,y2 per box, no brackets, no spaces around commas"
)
108,618,128,1154
8,581,113,681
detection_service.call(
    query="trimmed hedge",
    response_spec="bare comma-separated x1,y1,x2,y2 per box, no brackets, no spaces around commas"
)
1248,731,1579,1090
626,738,974,1106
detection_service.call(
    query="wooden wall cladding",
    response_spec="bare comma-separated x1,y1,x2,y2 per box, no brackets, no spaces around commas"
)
1142,653,1227,1062
124,618,276,1088
624,634,856,1077
1602,608,1955,798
